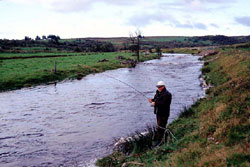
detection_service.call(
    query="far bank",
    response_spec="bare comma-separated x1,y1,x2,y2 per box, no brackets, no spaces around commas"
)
0,52,160,92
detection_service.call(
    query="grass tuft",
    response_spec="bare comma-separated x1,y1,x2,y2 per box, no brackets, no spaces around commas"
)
179,106,195,118
226,153,250,167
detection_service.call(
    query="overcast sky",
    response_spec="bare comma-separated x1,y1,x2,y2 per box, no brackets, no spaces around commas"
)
0,0,249,39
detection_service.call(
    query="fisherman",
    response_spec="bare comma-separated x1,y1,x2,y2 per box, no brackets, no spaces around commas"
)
148,81,172,145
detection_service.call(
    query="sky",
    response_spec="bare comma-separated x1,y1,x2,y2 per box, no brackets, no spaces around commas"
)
0,0,249,39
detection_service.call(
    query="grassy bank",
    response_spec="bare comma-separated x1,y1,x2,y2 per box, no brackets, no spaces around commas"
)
0,52,159,92
96,46,250,167
0,52,85,58
161,47,201,54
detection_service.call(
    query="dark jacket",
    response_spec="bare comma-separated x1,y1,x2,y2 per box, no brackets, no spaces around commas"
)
152,87,172,117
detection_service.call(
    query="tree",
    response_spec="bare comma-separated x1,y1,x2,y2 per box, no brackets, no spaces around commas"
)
35,36,41,41
47,35,60,44
42,35,47,40
24,36,32,41
129,30,143,62
101,42,115,52
156,46,162,57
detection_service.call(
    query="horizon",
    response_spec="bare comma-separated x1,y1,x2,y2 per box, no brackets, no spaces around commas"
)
0,0,250,40
2,34,250,41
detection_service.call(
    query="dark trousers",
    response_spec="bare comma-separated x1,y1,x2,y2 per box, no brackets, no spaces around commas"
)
156,115,168,140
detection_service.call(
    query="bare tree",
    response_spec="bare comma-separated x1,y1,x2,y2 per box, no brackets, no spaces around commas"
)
129,30,143,62
156,46,162,57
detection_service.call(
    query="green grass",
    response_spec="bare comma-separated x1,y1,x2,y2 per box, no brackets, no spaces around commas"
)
226,153,250,167
0,52,86,58
143,36,189,42
0,52,159,91
16,47,48,51
143,37,213,46
96,47,250,167
60,39,85,42
162,47,200,54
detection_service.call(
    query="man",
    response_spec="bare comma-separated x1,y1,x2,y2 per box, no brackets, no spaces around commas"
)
148,81,172,145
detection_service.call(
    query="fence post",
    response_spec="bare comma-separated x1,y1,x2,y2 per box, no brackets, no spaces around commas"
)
54,61,57,74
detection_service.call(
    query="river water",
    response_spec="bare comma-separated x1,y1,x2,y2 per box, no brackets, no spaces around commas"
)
0,53,204,167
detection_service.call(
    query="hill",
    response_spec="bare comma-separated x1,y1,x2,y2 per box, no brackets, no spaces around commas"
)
83,35,250,49
1,35,250,53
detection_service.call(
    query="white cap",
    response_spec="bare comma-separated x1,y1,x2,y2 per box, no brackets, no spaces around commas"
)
156,81,165,87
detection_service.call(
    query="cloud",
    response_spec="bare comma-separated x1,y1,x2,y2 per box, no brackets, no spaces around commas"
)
186,0,235,3
175,22,194,29
183,0,236,5
160,0,236,13
8,0,138,12
235,16,250,27
210,23,219,28
9,0,236,13
174,21,207,30
126,11,207,30
48,0,94,12
49,0,138,12
126,12,175,27
194,23,207,29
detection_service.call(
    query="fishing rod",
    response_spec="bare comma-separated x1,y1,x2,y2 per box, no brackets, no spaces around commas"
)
103,73,148,99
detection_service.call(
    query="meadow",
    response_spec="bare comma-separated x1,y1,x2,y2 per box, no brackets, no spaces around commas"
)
0,52,85,58
0,51,159,91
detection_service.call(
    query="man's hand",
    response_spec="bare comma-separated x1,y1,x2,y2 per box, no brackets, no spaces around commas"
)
151,102,155,106
148,98,152,103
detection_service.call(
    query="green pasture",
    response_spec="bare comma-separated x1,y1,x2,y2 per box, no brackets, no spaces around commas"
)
0,52,158,91
11,46,46,51
143,36,189,42
0,52,86,58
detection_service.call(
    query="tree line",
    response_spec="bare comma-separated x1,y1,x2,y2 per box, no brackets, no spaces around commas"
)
0,35,115,53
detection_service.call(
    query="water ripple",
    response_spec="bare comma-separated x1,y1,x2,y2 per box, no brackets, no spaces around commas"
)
0,54,204,166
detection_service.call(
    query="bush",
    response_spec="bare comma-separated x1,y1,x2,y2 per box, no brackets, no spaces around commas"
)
201,66,211,73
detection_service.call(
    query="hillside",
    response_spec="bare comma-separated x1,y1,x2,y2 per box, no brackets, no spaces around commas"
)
84,35,250,49
1,35,250,53
96,44,250,167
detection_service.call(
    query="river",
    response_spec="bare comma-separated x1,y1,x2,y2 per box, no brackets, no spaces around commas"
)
0,53,204,167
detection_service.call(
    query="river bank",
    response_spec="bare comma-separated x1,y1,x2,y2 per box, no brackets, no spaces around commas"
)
96,45,250,166
0,53,204,166
0,52,159,92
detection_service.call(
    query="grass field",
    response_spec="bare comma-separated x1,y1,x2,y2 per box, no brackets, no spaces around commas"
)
161,47,201,54
96,46,250,167
143,36,189,42
0,52,86,58
0,52,159,91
